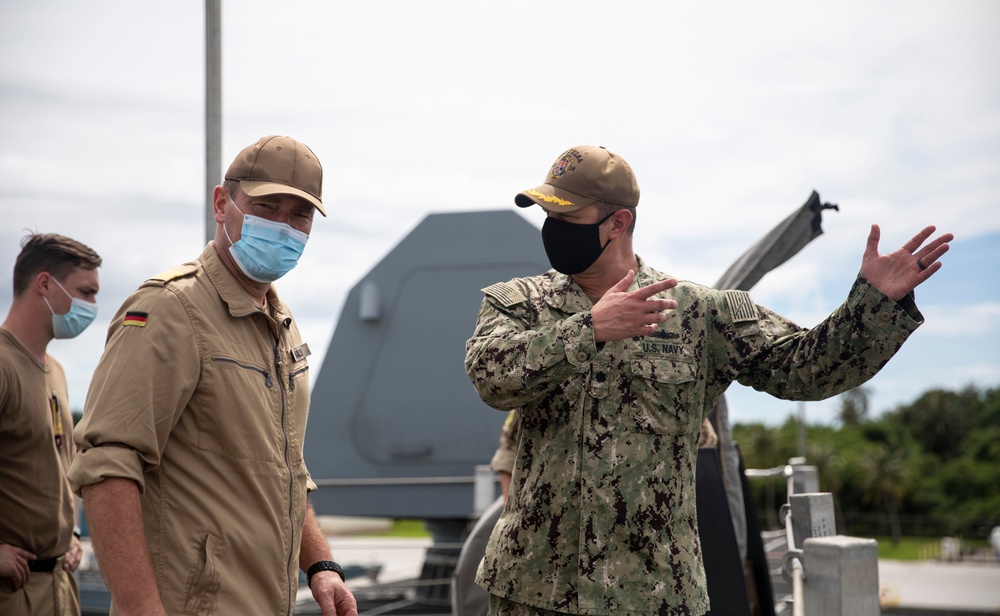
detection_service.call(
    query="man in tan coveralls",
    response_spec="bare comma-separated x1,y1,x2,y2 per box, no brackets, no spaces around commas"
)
465,145,953,615
69,136,357,616
1,233,102,615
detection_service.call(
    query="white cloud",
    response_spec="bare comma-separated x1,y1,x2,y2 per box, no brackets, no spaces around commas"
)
2,0,998,419
918,302,1000,336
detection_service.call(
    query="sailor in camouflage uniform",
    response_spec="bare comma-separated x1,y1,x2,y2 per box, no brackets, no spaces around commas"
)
464,145,952,616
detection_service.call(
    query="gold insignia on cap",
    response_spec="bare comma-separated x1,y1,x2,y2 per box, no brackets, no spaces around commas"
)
524,190,575,207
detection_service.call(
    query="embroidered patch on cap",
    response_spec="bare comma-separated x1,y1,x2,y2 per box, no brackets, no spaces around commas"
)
551,156,571,178
123,311,148,327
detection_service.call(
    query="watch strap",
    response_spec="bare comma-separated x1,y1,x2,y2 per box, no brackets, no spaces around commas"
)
306,560,345,587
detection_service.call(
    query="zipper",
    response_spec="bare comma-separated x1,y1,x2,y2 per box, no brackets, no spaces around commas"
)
288,366,309,391
274,339,296,616
210,357,273,388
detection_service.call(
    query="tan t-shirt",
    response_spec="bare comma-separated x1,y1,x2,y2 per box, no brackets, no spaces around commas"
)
0,328,75,559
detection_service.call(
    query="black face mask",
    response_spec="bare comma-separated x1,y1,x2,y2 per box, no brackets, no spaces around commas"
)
541,212,616,275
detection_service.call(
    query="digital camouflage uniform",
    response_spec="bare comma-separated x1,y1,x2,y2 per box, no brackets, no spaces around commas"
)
465,258,922,616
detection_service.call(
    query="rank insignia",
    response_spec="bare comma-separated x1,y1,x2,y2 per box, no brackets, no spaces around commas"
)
123,311,149,327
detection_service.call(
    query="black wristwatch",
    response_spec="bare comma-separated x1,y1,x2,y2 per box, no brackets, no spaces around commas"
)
306,560,345,587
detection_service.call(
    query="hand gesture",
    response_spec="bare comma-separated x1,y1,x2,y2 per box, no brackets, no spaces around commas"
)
860,225,953,301
592,270,678,343
0,543,36,590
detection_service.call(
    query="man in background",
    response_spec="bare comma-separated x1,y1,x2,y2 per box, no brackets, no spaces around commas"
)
1,232,101,615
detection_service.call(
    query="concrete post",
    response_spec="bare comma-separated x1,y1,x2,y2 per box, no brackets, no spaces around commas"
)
789,493,836,549
803,536,880,616
788,463,819,496
473,464,496,516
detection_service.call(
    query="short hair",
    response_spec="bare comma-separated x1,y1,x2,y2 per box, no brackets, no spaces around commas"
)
223,179,241,199
12,233,102,296
594,201,637,235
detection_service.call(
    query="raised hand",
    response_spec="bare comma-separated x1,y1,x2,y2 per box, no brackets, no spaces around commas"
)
861,224,953,301
592,270,678,343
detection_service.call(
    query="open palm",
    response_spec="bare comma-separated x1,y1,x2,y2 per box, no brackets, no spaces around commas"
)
860,224,953,301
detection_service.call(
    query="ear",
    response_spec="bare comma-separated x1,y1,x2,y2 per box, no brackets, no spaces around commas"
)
608,209,633,240
33,271,53,296
213,185,231,224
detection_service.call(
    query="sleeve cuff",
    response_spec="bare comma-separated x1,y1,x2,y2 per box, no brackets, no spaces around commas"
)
68,445,146,497
850,275,924,333
561,311,598,367
490,448,516,474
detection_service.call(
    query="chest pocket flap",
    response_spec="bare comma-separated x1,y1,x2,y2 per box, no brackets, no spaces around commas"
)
632,357,697,384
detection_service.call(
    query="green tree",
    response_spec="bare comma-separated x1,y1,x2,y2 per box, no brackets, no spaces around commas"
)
858,443,911,545
808,440,847,533
838,385,871,426
737,384,1000,540
886,387,978,459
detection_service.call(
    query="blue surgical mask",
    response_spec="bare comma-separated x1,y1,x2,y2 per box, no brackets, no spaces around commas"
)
44,277,98,339
225,203,309,283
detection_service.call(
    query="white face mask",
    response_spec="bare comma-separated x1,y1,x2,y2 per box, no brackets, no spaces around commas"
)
43,277,98,339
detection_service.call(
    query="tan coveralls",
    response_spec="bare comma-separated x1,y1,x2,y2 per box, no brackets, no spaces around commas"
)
70,244,316,616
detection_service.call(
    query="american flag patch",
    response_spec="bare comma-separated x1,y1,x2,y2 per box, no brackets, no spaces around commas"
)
123,311,148,327
724,291,758,323
482,282,527,308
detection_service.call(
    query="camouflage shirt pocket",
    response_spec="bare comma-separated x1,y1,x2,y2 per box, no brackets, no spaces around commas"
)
626,358,697,433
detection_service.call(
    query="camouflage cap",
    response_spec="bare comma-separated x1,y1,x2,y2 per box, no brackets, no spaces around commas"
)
225,135,326,216
515,145,639,213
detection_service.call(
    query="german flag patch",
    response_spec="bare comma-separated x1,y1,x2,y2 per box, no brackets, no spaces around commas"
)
123,311,148,327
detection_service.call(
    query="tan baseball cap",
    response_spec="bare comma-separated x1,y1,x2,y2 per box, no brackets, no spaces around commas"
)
515,145,639,213
225,135,326,216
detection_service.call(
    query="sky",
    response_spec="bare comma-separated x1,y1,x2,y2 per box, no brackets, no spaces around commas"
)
1,0,998,428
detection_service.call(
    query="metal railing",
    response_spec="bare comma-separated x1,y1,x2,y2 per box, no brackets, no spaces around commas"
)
748,459,880,616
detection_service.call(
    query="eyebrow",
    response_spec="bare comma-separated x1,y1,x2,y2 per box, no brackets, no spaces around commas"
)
249,195,313,212
249,196,282,205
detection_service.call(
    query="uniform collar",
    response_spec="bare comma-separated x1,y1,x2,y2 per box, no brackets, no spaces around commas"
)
633,255,657,287
544,255,654,313
200,243,290,321
544,271,588,313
